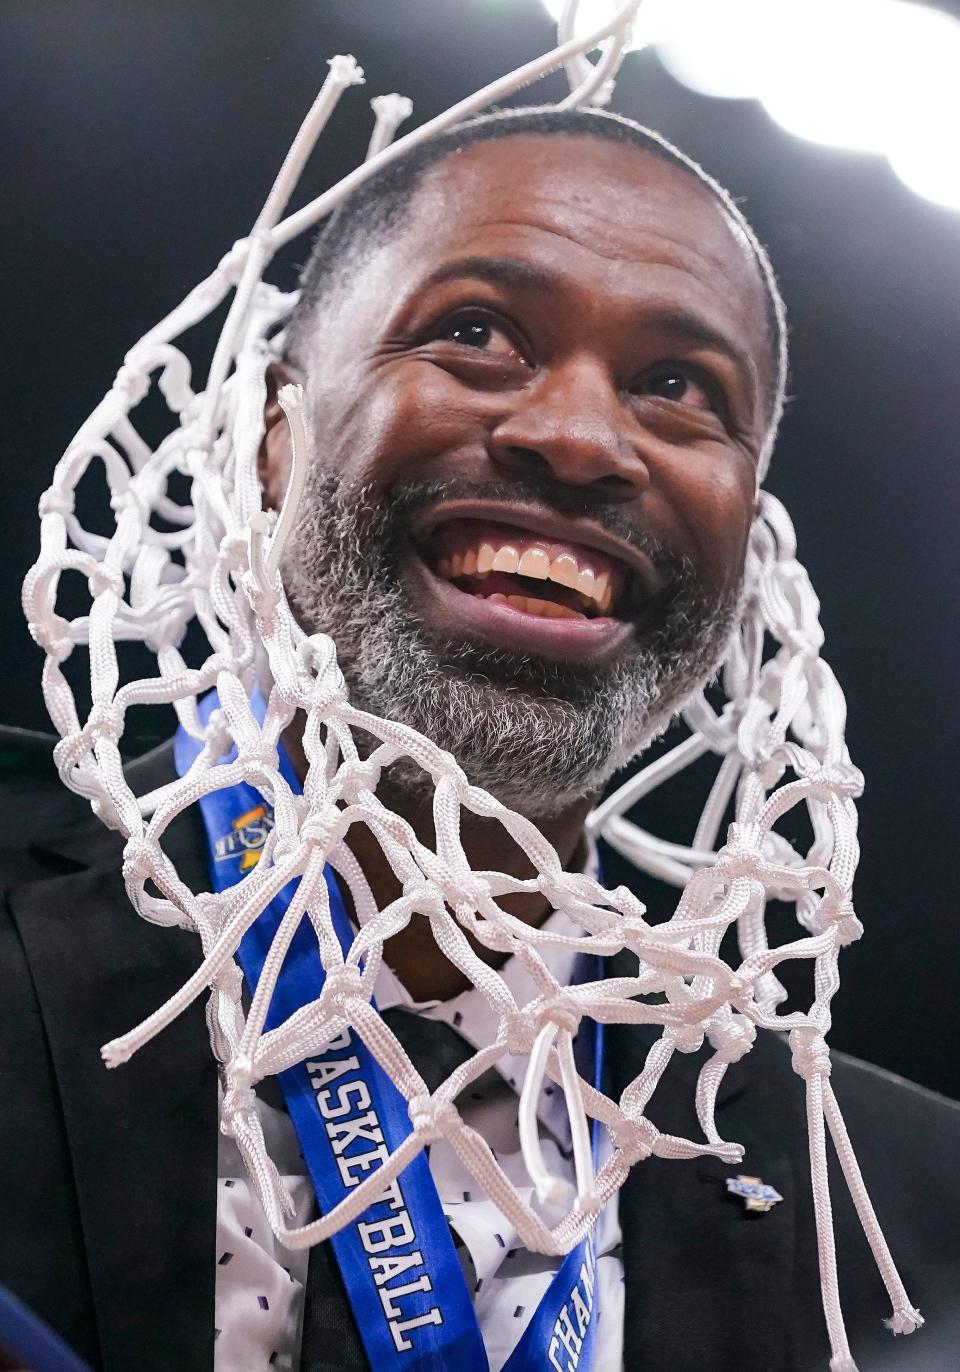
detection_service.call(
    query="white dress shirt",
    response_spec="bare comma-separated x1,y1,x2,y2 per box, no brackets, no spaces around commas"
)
213,860,625,1372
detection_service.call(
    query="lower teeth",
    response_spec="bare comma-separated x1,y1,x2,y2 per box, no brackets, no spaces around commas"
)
486,592,583,620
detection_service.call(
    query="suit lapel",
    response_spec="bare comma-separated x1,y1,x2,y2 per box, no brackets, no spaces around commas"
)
9,747,218,1372
611,1021,801,1371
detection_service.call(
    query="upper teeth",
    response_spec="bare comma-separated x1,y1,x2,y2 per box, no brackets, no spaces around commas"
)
437,540,613,613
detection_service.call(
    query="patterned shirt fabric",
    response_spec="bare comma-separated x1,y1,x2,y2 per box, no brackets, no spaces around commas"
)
214,852,625,1371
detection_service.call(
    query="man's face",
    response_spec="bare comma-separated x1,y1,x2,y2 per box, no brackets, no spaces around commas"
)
276,135,772,813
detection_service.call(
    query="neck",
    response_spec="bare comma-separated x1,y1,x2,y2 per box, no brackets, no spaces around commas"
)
282,718,593,1001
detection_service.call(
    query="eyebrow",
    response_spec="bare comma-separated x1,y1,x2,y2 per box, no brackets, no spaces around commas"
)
418,255,558,296
418,255,758,399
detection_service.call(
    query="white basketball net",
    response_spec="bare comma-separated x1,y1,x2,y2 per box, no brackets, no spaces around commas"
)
22,4,922,1367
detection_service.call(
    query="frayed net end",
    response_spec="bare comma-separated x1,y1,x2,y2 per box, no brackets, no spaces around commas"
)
885,1306,924,1336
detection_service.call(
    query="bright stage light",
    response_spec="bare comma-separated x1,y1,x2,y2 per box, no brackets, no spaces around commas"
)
889,90,960,213
759,1,960,160
537,0,960,212
886,8,960,212
655,1,788,102
758,1,904,154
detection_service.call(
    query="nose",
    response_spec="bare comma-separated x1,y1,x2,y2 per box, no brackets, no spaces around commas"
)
488,359,648,501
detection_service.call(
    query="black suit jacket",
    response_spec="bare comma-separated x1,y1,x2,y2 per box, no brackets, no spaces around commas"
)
1,732,958,1371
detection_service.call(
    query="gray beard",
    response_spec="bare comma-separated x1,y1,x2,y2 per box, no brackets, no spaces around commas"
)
282,472,741,816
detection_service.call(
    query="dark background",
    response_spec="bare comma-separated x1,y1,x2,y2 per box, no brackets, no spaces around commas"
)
3,2,958,1095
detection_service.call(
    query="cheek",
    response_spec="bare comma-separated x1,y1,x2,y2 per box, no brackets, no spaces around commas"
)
317,364,489,488
658,452,756,593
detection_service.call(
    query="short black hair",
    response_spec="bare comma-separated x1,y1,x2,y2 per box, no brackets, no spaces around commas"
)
284,105,781,409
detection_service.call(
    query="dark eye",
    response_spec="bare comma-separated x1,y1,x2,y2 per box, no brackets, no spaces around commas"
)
638,365,714,411
438,310,526,362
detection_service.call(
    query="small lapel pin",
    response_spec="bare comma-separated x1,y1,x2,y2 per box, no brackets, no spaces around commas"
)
726,1174,783,1213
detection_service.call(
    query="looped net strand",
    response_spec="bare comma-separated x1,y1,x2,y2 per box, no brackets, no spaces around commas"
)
20,5,921,1367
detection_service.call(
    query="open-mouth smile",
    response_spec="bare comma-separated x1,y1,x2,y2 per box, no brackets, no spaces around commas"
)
406,500,663,665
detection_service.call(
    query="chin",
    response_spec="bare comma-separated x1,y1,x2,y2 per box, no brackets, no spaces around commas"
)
337,630,684,818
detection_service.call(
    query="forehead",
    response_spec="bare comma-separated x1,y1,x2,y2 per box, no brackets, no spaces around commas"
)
387,133,772,384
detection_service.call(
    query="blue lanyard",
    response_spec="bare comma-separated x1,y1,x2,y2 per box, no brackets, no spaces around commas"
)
0,1282,93,1372
175,692,603,1371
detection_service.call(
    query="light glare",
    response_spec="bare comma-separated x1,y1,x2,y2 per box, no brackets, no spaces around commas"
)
538,0,960,212
657,1,786,101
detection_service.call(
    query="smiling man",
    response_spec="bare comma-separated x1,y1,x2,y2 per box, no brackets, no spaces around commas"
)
2,104,959,1372
272,112,768,811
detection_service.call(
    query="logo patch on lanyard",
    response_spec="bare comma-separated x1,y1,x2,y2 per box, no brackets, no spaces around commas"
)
212,802,273,871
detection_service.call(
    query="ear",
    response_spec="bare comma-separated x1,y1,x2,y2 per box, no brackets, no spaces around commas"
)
258,359,303,510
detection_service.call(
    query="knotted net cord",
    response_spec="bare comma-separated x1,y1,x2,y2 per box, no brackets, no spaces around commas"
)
21,4,922,1366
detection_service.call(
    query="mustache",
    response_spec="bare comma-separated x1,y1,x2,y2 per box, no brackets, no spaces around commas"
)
357,472,695,594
